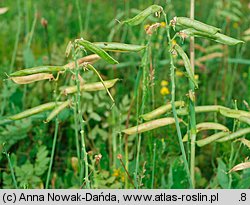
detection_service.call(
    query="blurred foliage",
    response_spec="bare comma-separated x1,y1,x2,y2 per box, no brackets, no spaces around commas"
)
0,0,249,188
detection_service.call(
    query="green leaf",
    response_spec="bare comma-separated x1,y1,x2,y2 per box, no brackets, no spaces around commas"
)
217,158,229,188
236,168,250,189
168,156,189,188
97,128,108,140
89,112,101,121
34,146,50,176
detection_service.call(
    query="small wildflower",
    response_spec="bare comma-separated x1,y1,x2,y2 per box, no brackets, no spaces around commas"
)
121,174,125,182
170,17,177,26
161,80,169,86
178,31,188,40
144,24,150,30
41,17,48,28
176,70,184,77
194,74,199,80
188,90,195,102
117,154,122,159
233,22,239,29
113,169,120,177
172,39,177,46
160,87,170,95
145,23,160,35
95,154,102,163
160,22,166,28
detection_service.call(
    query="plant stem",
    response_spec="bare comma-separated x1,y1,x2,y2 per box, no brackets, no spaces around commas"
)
73,52,89,188
46,118,59,188
163,11,193,188
76,0,83,34
112,108,117,168
228,142,234,188
73,96,81,185
10,0,21,73
151,142,156,188
22,7,37,110
27,7,37,49
118,157,135,188
134,37,150,188
189,0,197,188
84,0,92,34
3,144,18,189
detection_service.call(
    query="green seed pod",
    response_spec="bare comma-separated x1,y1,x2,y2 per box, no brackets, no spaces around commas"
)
10,66,65,77
217,128,250,142
10,73,54,84
123,5,163,26
196,132,229,147
219,107,250,124
213,33,244,46
179,28,244,46
177,105,225,115
76,38,118,64
8,102,63,120
64,54,101,69
94,42,146,52
183,122,229,142
174,44,198,88
196,122,229,132
61,78,119,95
141,101,185,120
239,116,250,125
45,100,71,123
219,107,241,118
175,17,221,35
122,117,177,135
179,28,214,38
236,138,250,149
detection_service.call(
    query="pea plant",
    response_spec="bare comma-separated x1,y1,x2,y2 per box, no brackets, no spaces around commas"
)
1,4,249,189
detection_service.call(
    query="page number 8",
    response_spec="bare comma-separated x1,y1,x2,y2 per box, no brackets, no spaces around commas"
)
240,193,246,201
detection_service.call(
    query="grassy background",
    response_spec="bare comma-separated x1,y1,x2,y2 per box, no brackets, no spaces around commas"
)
0,0,249,188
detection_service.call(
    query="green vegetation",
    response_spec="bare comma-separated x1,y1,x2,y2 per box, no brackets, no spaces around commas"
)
0,0,249,189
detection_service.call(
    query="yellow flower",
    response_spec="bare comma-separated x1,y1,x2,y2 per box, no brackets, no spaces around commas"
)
160,87,170,95
176,70,184,77
194,74,199,80
144,24,150,30
160,22,166,28
161,80,169,86
121,174,125,182
233,22,239,29
113,169,120,177
172,39,177,46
